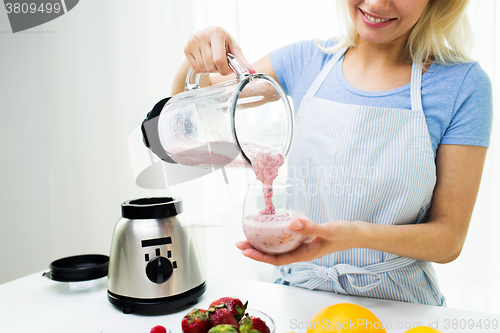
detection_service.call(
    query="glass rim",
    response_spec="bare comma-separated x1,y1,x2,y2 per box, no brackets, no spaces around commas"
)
232,74,294,164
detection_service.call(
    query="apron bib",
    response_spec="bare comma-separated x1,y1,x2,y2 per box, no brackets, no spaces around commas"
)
277,47,445,306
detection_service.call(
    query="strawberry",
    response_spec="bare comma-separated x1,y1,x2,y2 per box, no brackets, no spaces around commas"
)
181,308,211,333
209,297,248,322
239,316,270,333
208,324,240,333
207,307,240,328
151,326,167,333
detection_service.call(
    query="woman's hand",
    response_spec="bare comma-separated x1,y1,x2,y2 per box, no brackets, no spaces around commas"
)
184,26,255,76
235,217,363,266
173,26,274,95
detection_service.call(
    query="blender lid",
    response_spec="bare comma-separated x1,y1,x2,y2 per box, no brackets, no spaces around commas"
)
121,197,183,219
43,254,109,282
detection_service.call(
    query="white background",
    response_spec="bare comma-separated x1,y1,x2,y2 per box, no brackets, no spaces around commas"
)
0,0,498,314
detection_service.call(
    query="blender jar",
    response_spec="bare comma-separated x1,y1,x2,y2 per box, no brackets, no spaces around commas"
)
142,54,293,169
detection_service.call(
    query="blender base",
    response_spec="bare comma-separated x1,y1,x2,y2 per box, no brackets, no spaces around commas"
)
107,281,206,314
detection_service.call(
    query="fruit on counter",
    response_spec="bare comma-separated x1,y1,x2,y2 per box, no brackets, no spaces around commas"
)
240,316,271,333
151,325,168,333
208,324,240,333
307,303,386,332
181,308,211,333
181,296,273,333
405,327,443,332
209,297,248,322
208,306,240,328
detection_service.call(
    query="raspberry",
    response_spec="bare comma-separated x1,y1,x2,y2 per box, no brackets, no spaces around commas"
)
151,325,167,333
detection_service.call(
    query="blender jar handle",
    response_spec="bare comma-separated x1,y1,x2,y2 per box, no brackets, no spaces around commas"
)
185,53,251,91
227,53,251,79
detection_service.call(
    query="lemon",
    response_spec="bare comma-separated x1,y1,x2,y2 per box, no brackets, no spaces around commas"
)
306,303,386,333
405,327,443,332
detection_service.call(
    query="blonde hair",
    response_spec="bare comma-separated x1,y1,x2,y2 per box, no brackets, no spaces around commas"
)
319,0,474,65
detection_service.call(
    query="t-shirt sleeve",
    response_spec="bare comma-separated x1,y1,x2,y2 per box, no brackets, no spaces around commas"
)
440,63,493,147
269,39,333,96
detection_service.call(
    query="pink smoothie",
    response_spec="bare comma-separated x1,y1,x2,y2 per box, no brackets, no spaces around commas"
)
166,141,242,167
242,210,307,254
241,143,284,215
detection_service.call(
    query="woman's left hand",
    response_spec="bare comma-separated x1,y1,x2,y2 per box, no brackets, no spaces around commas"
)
235,217,363,266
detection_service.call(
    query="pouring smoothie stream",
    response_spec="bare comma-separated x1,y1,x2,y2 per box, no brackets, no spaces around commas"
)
243,146,309,255
243,143,284,215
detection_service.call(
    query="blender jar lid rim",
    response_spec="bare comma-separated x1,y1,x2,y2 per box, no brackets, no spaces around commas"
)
43,254,109,282
121,196,183,219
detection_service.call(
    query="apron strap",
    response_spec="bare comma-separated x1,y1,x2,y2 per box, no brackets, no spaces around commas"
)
411,62,423,112
279,257,416,293
305,46,348,98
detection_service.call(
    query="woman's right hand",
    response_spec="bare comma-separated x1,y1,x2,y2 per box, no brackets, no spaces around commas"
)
184,26,255,76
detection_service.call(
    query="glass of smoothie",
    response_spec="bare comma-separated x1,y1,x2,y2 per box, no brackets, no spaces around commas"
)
242,178,309,254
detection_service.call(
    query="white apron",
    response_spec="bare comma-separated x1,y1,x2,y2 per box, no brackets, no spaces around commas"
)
276,48,445,306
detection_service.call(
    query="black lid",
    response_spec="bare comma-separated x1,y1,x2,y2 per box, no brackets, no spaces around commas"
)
121,197,183,219
141,97,177,164
43,254,109,282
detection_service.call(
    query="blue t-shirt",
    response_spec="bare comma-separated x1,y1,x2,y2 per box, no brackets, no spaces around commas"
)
270,39,493,155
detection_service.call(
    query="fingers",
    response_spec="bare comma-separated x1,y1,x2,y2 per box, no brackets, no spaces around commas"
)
236,241,284,265
235,240,252,250
185,32,211,73
303,235,315,244
184,26,250,76
199,39,215,73
241,247,280,265
236,240,291,266
236,237,324,266
210,34,233,76
289,218,324,237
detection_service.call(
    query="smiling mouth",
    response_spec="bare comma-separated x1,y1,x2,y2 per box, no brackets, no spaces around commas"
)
359,8,396,23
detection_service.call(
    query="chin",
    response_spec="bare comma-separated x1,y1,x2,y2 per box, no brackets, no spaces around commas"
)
357,32,389,44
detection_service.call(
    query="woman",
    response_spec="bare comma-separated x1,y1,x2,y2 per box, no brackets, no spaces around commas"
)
172,0,492,306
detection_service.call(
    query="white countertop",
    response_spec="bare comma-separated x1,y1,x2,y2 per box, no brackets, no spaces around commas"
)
1,271,499,333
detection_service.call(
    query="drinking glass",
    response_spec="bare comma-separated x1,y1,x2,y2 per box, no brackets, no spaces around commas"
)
242,178,310,254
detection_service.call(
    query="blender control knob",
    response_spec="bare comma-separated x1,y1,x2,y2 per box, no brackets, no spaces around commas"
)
145,257,173,284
